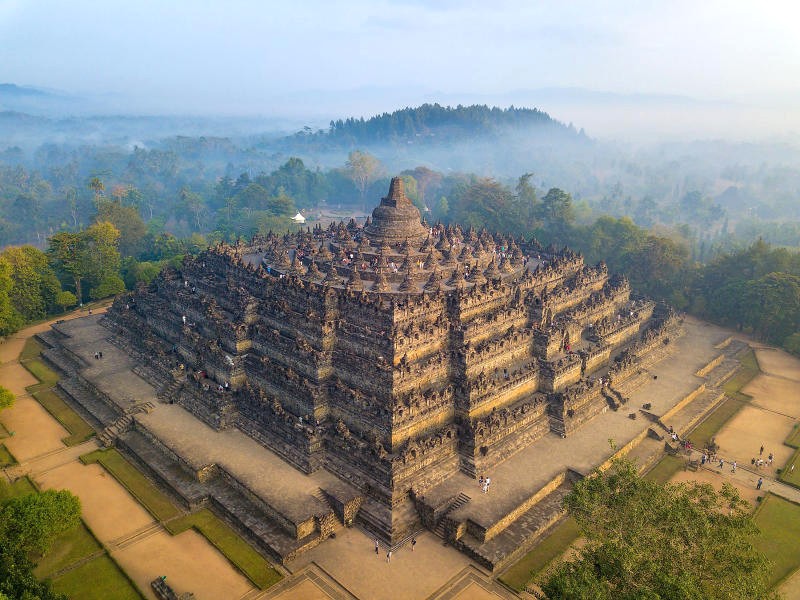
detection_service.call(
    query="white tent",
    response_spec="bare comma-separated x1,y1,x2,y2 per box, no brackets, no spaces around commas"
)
291,212,306,224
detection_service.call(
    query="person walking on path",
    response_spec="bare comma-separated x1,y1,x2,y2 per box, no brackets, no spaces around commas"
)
760,445,764,456
411,537,416,552
386,550,392,563
732,461,737,473
757,477,763,490
374,539,379,555
719,459,724,469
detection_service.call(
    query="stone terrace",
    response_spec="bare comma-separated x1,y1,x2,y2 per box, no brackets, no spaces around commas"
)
41,314,357,562
417,316,732,571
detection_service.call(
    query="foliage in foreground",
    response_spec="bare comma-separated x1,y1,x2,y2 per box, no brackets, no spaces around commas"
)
0,488,81,600
540,459,776,600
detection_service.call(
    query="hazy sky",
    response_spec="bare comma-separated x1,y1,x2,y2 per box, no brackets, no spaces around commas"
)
1,0,799,134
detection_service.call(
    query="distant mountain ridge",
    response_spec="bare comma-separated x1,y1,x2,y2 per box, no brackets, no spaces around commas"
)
281,103,586,152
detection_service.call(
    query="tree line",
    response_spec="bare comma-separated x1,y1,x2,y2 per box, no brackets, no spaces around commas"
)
1,159,797,354
437,175,800,354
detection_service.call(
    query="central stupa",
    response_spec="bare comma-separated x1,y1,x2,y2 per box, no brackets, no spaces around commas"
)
362,177,429,245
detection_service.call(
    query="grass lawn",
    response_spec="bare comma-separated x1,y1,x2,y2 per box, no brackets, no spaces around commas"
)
0,475,36,501
80,448,181,522
753,494,800,589
51,554,143,600
0,443,16,466
688,349,760,450
498,517,580,592
779,448,800,488
165,509,282,589
19,337,45,362
721,348,759,401
643,454,686,485
34,520,103,579
18,340,96,446
30,387,95,446
22,357,60,387
785,424,800,448
687,397,745,449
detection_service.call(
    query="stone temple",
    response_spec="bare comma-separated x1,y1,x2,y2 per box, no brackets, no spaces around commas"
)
41,177,685,570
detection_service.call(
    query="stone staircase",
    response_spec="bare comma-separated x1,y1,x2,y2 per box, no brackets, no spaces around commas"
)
454,481,572,572
158,378,185,403
433,493,471,538
98,414,134,447
117,429,328,564
97,402,156,447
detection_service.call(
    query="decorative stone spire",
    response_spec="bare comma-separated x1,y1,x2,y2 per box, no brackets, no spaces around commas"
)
322,265,341,286
363,177,429,246
468,264,486,285
424,267,442,292
423,250,437,270
483,257,499,280
289,253,306,276
318,242,333,262
346,267,363,291
499,254,515,274
399,268,419,292
307,261,323,279
276,248,291,269
448,266,465,287
372,268,390,292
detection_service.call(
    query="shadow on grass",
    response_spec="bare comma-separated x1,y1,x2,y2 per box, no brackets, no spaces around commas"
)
688,348,760,450
753,493,800,590
19,340,96,446
81,448,283,590
165,508,283,589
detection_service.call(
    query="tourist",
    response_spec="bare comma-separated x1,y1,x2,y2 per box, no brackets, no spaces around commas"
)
374,539,379,555
386,550,392,563
760,445,764,456
719,459,724,469
731,461,737,473
757,477,763,490
411,537,416,552
768,453,773,466
478,475,484,488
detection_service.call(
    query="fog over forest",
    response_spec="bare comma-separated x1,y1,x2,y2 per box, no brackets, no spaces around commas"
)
1,1,799,354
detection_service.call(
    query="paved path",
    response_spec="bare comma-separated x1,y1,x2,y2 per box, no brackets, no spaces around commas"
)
682,447,800,504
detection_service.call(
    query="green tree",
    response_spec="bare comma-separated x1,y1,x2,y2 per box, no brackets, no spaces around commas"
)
345,150,382,210
55,290,77,312
539,187,575,241
1,245,63,321
0,385,13,410
88,175,105,202
0,489,81,555
0,256,22,336
48,222,123,303
540,459,774,600
94,199,146,257
266,187,296,217
47,231,88,303
512,172,540,233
